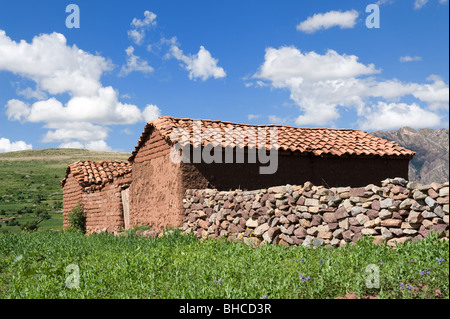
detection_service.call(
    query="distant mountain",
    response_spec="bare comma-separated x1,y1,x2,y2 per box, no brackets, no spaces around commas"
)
371,127,449,184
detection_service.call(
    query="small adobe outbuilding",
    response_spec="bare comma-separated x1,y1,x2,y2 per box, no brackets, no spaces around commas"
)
127,116,415,230
61,160,132,233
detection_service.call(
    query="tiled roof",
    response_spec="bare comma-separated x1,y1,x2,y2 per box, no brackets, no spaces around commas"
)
129,116,415,162
61,160,132,189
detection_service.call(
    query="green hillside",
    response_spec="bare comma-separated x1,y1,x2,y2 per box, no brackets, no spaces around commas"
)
0,149,130,233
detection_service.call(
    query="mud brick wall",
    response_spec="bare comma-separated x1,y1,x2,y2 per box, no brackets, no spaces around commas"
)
63,173,131,234
83,174,131,234
129,129,186,230
62,173,83,229
182,178,449,247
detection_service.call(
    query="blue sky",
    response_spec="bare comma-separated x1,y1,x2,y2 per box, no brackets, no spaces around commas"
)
0,0,448,153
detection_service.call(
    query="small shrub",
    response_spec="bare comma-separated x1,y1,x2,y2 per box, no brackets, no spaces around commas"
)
5,219,19,227
66,202,86,233
20,221,39,232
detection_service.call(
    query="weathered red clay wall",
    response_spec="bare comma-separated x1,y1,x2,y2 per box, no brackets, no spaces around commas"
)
129,130,185,230
63,172,131,233
62,174,83,229
83,174,131,234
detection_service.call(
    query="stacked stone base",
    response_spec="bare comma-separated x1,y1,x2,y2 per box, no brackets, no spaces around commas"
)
182,178,449,247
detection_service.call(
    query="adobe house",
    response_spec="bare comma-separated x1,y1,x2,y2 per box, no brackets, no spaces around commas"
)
127,116,415,230
61,160,132,234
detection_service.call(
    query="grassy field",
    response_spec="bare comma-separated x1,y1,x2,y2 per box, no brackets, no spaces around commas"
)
0,230,448,299
0,149,130,233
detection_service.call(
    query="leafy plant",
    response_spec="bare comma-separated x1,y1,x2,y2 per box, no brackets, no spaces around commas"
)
66,202,86,234
20,221,39,232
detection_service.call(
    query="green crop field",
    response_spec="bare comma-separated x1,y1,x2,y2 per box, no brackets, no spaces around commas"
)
0,230,448,299
0,149,130,234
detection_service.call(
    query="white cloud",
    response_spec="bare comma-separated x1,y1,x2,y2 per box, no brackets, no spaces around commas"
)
168,38,226,81
8,87,144,125
255,47,379,84
412,75,449,110
358,102,442,130
296,10,359,33
253,46,380,125
120,46,154,76
59,140,112,151
1,30,160,150
120,128,133,135
0,30,112,96
414,0,448,9
142,104,162,122
414,0,430,9
41,122,109,143
5,99,31,122
376,0,394,6
247,114,262,120
131,11,157,29
59,141,84,149
268,115,291,125
0,137,32,153
85,140,113,151
128,29,146,46
128,11,157,45
251,46,449,129
400,55,423,62
16,86,48,100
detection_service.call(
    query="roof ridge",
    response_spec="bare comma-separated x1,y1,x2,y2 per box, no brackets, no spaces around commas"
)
150,116,360,131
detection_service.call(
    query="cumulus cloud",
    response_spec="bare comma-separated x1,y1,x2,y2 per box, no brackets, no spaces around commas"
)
167,38,226,81
0,30,112,96
59,141,85,149
7,88,144,125
268,115,291,125
41,122,110,143
84,140,113,151
255,47,378,83
142,104,162,122
251,46,449,129
247,114,262,120
16,86,48,100
414,0,430,9
400,55,423,62
412,75,449,110
414,0,448,9
59,140,112,151
120,46,154,76
1,30,162,151
376,0,394,6
128,11,157,45
131,11,157,29
0,137,32,153
5,99,31,122
296,10,359,33
358,102,442,130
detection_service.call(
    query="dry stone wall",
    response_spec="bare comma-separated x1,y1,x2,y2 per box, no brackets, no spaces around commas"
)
182,178,449,247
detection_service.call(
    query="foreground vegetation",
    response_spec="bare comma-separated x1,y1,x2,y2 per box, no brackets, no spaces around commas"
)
0,148,130,234
0,230,448,299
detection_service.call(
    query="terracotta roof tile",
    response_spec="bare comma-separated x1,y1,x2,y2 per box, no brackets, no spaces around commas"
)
61,160,132,189
129,116,415,162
